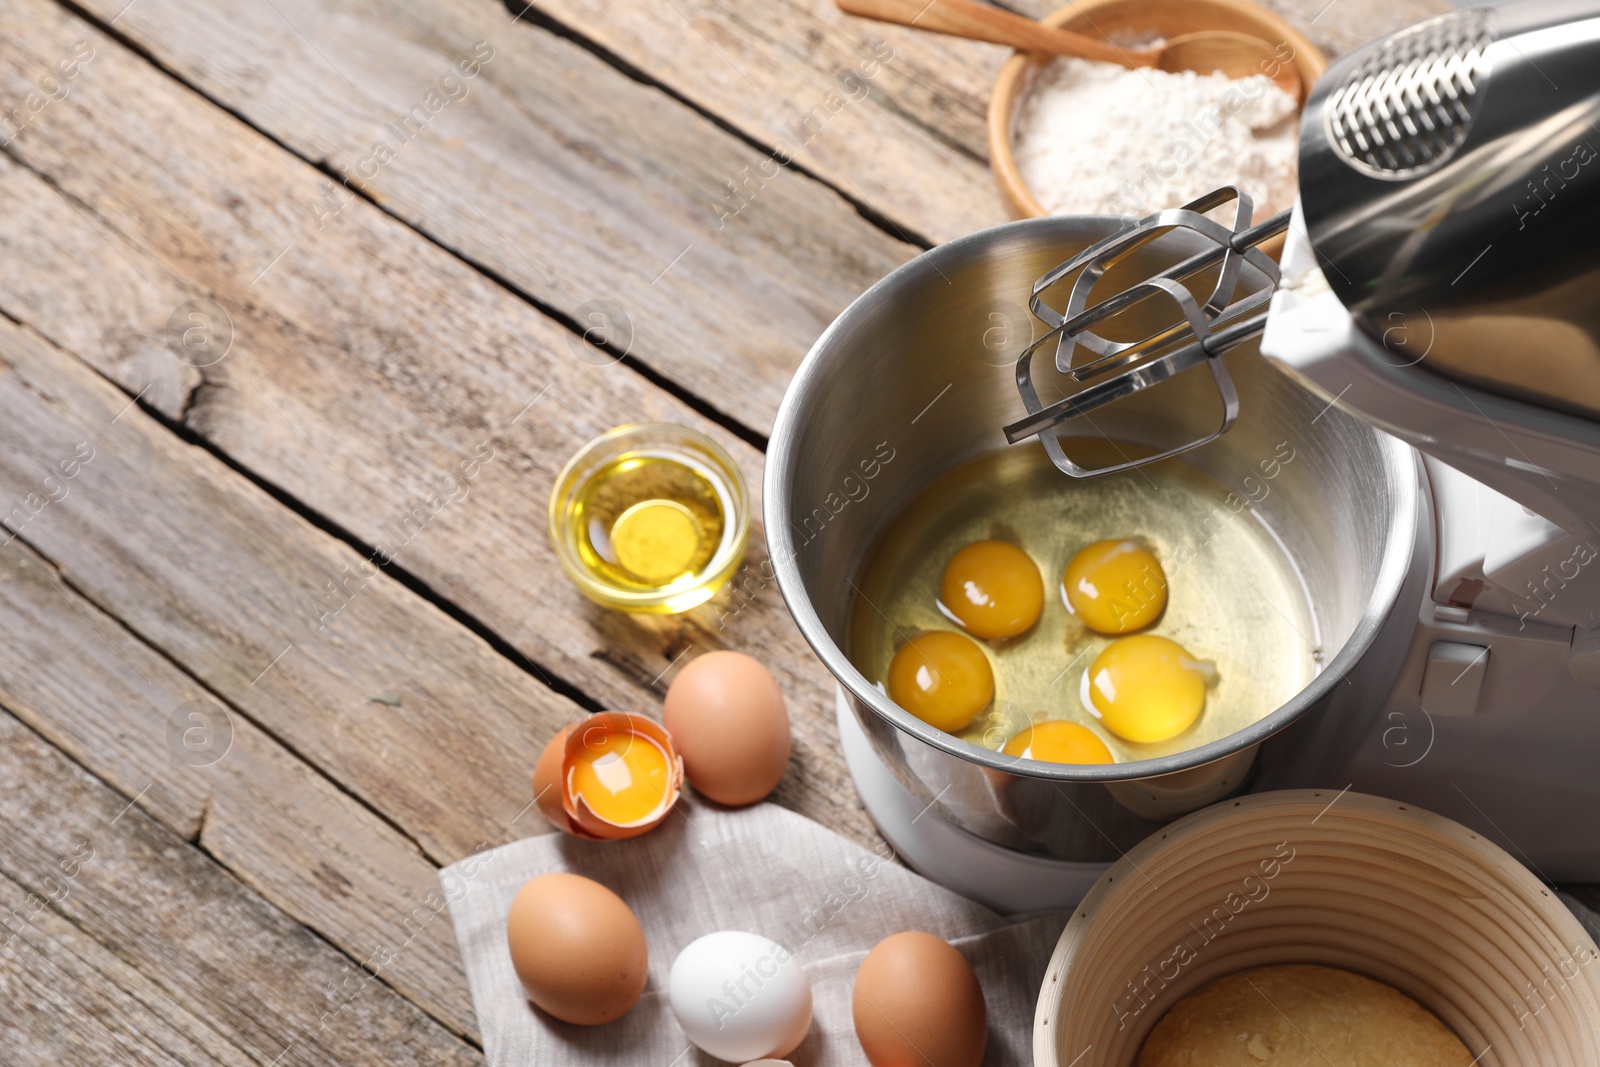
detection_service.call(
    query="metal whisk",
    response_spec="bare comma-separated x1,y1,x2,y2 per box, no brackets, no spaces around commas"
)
1003,187,1290,477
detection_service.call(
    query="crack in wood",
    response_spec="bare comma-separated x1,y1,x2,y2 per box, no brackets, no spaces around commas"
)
492,0,948,246
2,511,446,868
189,795,214,846
0,520,486,1044
0,710,486,1057
49,0,791,453
20,296,611,719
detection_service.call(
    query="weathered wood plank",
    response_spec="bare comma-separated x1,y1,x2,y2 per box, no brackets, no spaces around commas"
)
0,0,874,849
523,0,1005,241
0,708,481,1066
67,0,1457,296
1204,0,1454,58
0,308,583,865
0,523,477,1037
1,865,245,1065
86,0,1010,248
519,0,1451,241
53,0,914,433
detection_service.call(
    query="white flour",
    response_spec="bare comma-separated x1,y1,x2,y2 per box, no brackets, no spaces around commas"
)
1011,57,1300,219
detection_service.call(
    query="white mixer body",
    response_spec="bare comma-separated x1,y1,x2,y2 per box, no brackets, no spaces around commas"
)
1263,213,1600,881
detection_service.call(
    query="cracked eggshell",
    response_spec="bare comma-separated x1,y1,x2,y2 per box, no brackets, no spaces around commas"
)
553,713,678,838
532,724,591,837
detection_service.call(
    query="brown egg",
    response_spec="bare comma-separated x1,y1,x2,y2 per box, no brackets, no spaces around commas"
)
506,872,648,1025
663,650,791,806
531,714,683,840
852,931,987,1067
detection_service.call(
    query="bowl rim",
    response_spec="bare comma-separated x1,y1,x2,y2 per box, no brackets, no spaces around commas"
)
763,214,1421,785
987,0,1329,220
1030,788,1600,1065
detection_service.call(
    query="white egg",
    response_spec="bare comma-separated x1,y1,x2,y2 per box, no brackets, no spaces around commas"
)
667,931,812,1062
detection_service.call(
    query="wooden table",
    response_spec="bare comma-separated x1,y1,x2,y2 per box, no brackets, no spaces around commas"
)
0,0,1505,1061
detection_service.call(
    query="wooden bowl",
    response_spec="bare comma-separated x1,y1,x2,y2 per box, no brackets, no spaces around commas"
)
988,0,1327,219
1035,790,1600,1066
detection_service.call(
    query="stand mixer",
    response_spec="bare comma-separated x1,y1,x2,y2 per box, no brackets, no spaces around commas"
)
1007,0,1600,882
774,0,1600,912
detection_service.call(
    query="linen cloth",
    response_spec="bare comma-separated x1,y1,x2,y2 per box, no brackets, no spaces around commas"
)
441,797,1069,1066
443,797,1600,1066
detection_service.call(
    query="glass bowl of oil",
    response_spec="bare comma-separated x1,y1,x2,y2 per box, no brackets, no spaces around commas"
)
549,423,749,614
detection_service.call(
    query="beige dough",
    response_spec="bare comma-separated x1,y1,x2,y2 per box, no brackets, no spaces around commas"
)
1137,964,1472,1066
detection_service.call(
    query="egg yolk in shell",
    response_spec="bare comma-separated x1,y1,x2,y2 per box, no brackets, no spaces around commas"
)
939,540,1044,639
1063,539,1168,634
567,726,674,825
1002,720,1114,764
887,632,995,732
1084,634,1209,743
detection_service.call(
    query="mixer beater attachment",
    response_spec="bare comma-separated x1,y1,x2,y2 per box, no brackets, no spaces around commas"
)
1004,187,1290,477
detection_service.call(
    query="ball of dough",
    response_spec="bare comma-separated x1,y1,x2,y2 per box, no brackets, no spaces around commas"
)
1137,965,1470,1066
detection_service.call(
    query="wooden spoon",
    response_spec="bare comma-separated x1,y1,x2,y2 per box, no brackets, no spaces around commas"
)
835,0,1303,100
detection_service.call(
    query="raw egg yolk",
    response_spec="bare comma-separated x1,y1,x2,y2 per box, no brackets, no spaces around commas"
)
887,632,994,733
939,540,1044,639
610,498,703,584
567,726,673,825
1064,539,1167,634
1002,720,1114,764
1085,634,1207,743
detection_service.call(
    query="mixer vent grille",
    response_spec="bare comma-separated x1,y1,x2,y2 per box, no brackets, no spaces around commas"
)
1326,10,1493,178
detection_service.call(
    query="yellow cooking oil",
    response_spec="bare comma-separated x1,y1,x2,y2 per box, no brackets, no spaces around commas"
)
570,451,728,593
849,442,1320,763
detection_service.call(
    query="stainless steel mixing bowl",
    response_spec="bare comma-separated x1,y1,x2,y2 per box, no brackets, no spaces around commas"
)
765,216,1421,860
